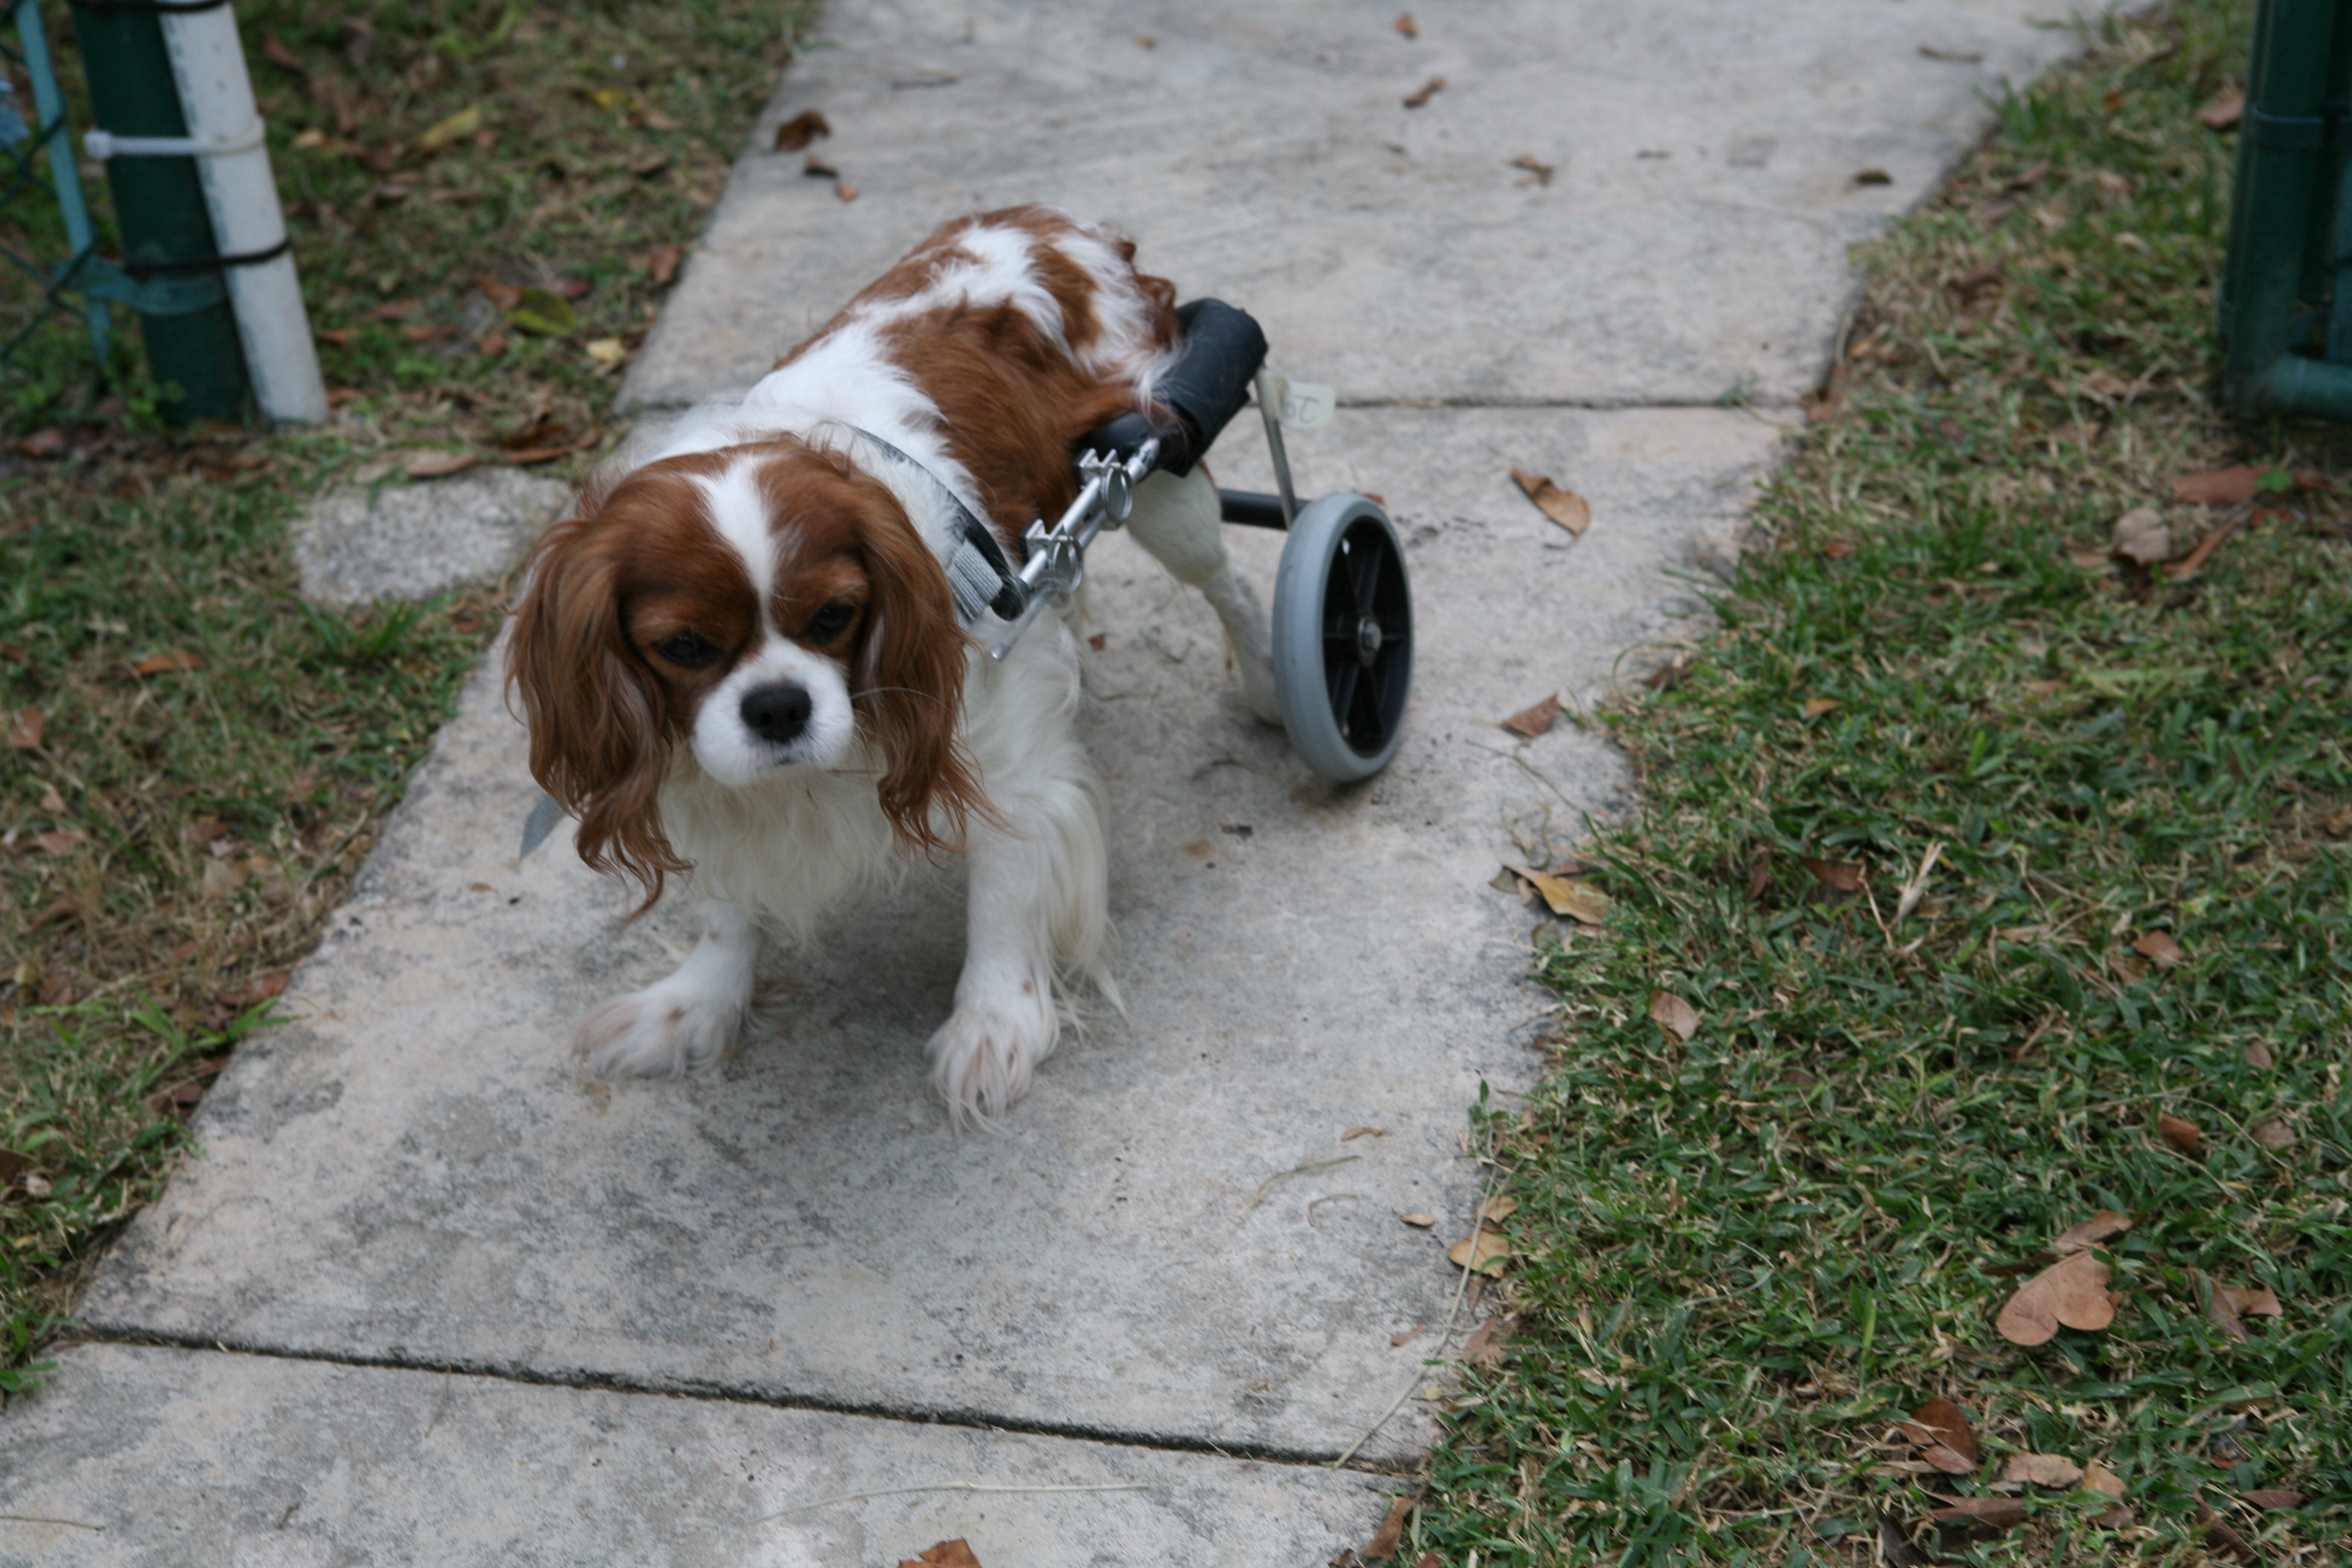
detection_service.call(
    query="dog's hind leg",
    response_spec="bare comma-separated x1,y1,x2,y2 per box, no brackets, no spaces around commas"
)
1122,465,1281,724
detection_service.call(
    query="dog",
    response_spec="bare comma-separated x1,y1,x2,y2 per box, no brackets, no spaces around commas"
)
508,207,1279,1123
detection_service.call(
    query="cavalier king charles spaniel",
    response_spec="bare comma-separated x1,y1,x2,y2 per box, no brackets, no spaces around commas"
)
508,207,1278,1123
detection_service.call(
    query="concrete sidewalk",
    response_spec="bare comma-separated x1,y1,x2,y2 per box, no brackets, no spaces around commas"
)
4,4,2117,1564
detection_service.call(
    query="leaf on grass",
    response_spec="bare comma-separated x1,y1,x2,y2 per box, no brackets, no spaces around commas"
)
2250,1117,2296,1152
2002,1452,2085,1487
4,708,42,749
2158,1113,2204,1158
898,1543,980,1568
1502,863,1610,925
646,244,682,285
2111,506,2172,564
1402,74,1446,108
1362,1489,1420,1561
1649,992,1701,1042
1447,1232,1510,1275
414,103,483,151
1900,1396,1980,1472
2244,1040,2276,1069
1508,466,1590,535
1801,856,1864,892
2220,1282,2282,1319
506,287,578,336
405,450,480,480
2171,466,2261,504
2132,930,2184,968
2197,90,2245,130
1802,696,1841,718
2081,1461,2132,1526
474,273,523,312
133,648,203,676
773,109,832,151
2054,1212,2133,1253
584,337,629,367
1878,1515,1934,1567
1475,1195,1518,1226
1996,1248,2114,1345
1927,1494,2027,1529
1501,693,1561,738
1460,1319,1508,1368
0,1149,28,1186
2243,1489,2304,1510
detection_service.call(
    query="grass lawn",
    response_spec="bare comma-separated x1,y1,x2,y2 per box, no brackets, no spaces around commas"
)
1406,3,2352,1564
0,0,808,1385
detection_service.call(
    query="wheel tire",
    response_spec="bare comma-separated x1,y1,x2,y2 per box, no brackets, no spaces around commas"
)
1272,494,1413,781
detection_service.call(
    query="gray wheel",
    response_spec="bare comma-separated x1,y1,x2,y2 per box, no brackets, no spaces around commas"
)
1272,494,1412,781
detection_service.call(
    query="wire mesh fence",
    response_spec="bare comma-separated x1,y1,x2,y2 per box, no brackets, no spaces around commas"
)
0,0,112,399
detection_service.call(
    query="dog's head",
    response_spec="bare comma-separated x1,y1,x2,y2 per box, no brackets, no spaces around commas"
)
507,439,981,899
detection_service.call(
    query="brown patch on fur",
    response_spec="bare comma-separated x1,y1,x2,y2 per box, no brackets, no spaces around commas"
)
509,453,742,906
748,444,987,853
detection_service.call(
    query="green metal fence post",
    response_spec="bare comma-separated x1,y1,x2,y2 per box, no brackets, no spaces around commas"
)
13,0,108,360
68,0,247,423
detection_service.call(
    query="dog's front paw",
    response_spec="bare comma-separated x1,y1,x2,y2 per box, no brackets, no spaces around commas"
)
576,982,744,1078
927,976,1057,1126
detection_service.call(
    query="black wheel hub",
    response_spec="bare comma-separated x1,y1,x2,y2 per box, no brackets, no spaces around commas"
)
1321,516,1412,757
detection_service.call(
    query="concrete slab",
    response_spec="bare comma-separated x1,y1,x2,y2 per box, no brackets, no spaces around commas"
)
0,1344,1389,1567
624,0,2112,412
78,406,1780,1466
293,468,569,609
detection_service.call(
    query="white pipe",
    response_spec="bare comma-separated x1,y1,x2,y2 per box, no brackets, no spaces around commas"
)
158,4,327,424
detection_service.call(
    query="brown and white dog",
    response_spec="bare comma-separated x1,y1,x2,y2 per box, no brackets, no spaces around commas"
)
508,207,1278,1123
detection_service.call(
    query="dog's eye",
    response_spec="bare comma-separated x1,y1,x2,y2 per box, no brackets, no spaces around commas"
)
653,631,719,669
806,602,857,641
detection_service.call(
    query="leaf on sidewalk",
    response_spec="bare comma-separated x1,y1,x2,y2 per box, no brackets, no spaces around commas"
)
1509,467,1590,535
1394,12,1418,39
1501,693,1561,738
1502,863,1610,925
773,109,832,151
1362,1487,1422,1561
898,1543,980,1568
1402,74,1446,108
1996,1248,2114,1345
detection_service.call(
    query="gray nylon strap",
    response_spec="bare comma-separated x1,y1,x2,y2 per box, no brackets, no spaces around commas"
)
821,422,1026,627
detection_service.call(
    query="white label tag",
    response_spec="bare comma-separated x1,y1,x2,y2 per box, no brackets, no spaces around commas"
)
1264,374,1336,429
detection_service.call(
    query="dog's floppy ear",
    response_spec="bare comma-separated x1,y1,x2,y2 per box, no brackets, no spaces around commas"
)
851,498,988,853
507,509,687,904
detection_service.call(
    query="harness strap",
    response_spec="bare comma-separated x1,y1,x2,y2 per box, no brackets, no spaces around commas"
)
821,422,1026,627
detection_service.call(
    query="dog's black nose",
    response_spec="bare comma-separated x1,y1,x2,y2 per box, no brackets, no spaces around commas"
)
739,682,813,745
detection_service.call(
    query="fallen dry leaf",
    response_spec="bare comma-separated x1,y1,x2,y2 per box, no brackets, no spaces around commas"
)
1448,1232,1510,1275
1475,1195,1518,1226
1509,466,1590,535
2082,1460,2131,1526
1927,1494,2027,1529
404,450,480,480
2197,1506,2259,1565
1801,696,1841,719
1801,856,1864,892
646,244,682,285
1503,863,1610,925
1400,1212,1435,1227
1511,154,1554,186
2250,1117,2296,1152
2002,1452,2085,1488
2244,1040,2276,1070
1341,1126,1385,1141
1391,1324,1423,1346
2111,506,2172,564
13,425,65,458
1460,1318,1508,1368
2158,1113,2204,1159
132,648,203,676
2171,466,2262,504
2243,1489,2304,1510
837,183,860,203
1649,992,1701,1042
0,1149,29,1186
41,785,65,813
36,828,88,855
4,708,42,749
1878,1515,1934,1567
1996,1248,2114,1345
2054,1212,2134,1253
1901,1396,1980,1473
1362,1489,1420,1561
2132,930,2185,968
1402,74,1446,108
1501,693,1561,738
774,108,832,151
1393,11,1418,39
2197,89,2246,130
